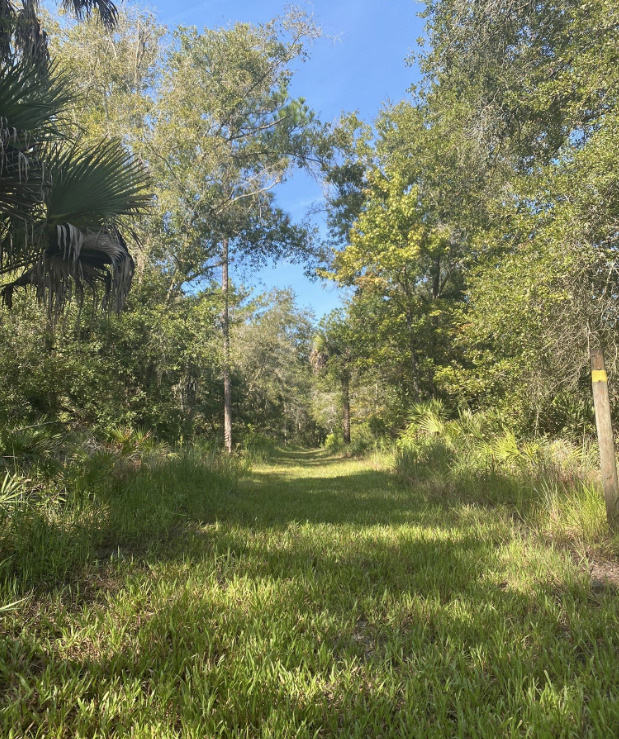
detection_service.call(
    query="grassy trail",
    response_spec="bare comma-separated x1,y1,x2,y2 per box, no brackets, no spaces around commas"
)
2,449,619,737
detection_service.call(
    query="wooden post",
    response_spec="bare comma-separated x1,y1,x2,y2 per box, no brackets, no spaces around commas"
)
590,348,619,528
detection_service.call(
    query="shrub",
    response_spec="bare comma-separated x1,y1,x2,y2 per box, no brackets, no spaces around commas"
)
324,431,344,453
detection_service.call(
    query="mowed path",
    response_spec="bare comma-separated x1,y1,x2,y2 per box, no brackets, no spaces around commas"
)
3,449,619,737
205,449,618,736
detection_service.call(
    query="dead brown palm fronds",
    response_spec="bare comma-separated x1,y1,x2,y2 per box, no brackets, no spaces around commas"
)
2,228,135,314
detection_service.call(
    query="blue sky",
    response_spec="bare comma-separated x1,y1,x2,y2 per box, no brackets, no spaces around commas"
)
150,0,425,318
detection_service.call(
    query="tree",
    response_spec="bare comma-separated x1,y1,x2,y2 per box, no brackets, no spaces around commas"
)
311,310,357,445
44,4,164,281
232,289,316,444
321,103,473,409
153,13,325,452
0,1,119,67
416,0,619,428
46,5,163,149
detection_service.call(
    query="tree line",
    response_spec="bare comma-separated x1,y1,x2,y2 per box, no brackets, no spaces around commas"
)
319,0,619,444
2,0,619,451
1,2,332,448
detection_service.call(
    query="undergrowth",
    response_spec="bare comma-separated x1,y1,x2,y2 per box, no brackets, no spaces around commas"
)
325,422,392,458
0,424,242,594
395,401,614,554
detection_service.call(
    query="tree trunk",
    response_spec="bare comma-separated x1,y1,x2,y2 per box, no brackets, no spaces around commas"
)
406,310,421,401
432,255,441,300
221,239,232,454
341,373,351,445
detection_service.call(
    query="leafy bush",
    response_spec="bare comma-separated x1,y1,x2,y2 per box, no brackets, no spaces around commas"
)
348,423,390,457
324,423,391,457
106,425,156,457
0,421,66,478
324,431,344,452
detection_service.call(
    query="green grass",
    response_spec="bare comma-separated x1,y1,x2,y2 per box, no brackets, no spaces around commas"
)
1,448,619,737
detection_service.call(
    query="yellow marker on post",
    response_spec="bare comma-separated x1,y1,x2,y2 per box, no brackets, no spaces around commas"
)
590,348,619,528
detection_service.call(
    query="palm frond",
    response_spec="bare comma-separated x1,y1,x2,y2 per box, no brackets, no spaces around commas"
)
1,140,150,313
61,0,118,28
1,137,149,314
407,399,448,434
0,471,23,505
490,431,521,464
1,0,118,69
0,36,150,316
45,140,151,230
0,60,72,139
1,227,134,314
0,61,72,264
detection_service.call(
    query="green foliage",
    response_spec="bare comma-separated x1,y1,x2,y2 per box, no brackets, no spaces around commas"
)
413,0,619,428
106,425,155,458
396,402,597,515
0,472,25,509
46,5,163,148
151,11,324,295
312,0,619,444
324,422,390,458
240,429,279,463
0,275,327,451
232,289,317,445
322,105,468,405
2,3,618,731
0,282,224,441
0,2,151,315
0,437,241,590
0,422,64,479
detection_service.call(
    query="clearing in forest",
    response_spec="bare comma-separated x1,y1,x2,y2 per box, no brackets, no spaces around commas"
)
2,449,619,737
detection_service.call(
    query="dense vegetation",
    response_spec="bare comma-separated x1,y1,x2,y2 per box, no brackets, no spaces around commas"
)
323,0,619,439
2,0,619,735
4,0,619,450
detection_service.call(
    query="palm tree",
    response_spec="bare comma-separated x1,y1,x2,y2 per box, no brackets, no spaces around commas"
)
0,1,150,314
1,2,119,66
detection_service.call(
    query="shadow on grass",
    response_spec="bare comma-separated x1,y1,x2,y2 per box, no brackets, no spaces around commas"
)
260,446,346,467
0,448,525,599
3,448,616,735
1,518,605,736
0,449,578,597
